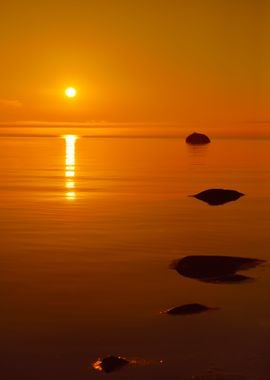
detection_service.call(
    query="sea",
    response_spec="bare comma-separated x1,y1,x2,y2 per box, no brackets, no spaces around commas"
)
0,129,269,379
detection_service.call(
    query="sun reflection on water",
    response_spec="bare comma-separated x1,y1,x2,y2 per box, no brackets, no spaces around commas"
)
63,135,78,200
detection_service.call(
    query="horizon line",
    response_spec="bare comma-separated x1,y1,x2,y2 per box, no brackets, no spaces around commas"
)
0,120,270,128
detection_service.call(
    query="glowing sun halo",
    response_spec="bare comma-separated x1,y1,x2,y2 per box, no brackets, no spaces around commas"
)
65,87,77,98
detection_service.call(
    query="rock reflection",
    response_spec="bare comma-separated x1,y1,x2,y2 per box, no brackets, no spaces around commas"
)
162,303,218,316
171,255,265,284
192,188,244,205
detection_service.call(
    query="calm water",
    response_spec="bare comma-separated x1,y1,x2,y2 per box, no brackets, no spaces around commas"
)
0,135,269,379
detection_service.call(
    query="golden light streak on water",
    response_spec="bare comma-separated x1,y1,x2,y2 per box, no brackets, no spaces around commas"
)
63,135,78,200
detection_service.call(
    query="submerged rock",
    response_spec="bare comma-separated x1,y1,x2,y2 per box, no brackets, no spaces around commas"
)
163,303,218,316
186,132,211,145
192,188,244,205
92,355,129,373
171,255,265,284
92,355,161,373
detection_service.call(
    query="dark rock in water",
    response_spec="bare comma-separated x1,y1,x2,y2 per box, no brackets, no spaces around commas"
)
186,132,211,145
92,355,129,373
164,303,218,316
171,255,265,284
192,188,244,205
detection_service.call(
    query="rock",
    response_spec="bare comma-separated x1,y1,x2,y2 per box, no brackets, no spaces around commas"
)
92,355,129,373
186,132,211,145
163,303,218,315
170,255,265,284
192,188,244,205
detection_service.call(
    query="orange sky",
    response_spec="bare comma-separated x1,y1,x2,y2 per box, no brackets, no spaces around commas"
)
0,1,269,129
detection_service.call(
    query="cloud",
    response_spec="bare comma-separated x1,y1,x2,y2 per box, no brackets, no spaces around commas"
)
0,99,22,109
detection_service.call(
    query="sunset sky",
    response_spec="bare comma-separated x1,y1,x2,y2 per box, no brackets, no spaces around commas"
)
0,1,269,127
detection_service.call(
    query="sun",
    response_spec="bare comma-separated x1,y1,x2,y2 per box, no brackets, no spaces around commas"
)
65,87,77,98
